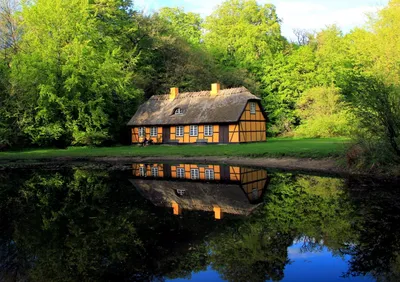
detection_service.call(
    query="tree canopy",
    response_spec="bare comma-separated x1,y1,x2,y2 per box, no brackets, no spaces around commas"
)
0,0,398,167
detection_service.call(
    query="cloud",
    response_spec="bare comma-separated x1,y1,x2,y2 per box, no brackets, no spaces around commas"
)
274,2,380,40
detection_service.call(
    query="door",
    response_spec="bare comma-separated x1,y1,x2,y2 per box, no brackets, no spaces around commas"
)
162,126,170,143
220,165,230,181
219,125,229,144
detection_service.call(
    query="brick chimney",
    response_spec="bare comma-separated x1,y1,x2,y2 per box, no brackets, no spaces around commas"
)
211,83,220,96
170,87,179,100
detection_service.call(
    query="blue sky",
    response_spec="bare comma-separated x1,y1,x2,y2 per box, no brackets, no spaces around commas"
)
134,0,389,39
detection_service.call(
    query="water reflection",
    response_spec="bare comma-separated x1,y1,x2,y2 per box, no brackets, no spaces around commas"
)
0,164,399,281
130,164,268,219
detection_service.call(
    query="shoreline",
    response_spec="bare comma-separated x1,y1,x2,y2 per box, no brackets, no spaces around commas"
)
0,156,354,175
1,156,398,179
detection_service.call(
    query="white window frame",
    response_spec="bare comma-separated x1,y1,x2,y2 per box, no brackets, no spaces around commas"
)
250,102,256,114
151,167,159,177
176,126,184,137
139,127,146,137
177,168,185,178
174,108,184,115
150,126,158,137
190,168,199,180
190,125,198,137
139,166,146,177
204,125,213,137
205,169,214,180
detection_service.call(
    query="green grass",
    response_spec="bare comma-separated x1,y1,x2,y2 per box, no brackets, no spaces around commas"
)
0,138,350,161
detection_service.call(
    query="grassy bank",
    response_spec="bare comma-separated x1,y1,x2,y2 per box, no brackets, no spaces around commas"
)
0,138,349,161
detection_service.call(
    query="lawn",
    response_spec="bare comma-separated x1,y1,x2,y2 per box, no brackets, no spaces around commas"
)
0,138,350,161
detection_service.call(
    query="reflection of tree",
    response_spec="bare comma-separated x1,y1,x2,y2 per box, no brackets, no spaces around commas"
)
208,173,357,282
209,221,291,282
2,168,400,281
264,173,358,256
0,169,216,281
343,178,400,281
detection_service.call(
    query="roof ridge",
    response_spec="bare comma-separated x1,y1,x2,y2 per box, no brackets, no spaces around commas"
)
149,86,249,100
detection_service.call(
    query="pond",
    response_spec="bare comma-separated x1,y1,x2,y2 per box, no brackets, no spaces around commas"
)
1,163,399,281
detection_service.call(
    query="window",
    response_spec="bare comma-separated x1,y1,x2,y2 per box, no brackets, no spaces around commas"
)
139,127,146,137
177,168,185,178
174,108,184,115
252,188,258,199
250,102,256,114
151,167,159,177
176,189,186,196
205,169,214,180
150,127,158,137
139,166,146,177
190,125,198,136
204,125,213,137
176,126,184,137
190,169,199,180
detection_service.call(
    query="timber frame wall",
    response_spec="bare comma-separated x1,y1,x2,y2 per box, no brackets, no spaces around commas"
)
131,163,268,203
131,101,267,144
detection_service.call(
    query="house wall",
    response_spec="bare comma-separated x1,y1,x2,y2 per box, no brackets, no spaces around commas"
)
229,124,240,143
238,102,267,142
170,164,221,180
131,126,163,144
132,163,267,202
229,166,267,202
132,163,165,178
170,125,220,143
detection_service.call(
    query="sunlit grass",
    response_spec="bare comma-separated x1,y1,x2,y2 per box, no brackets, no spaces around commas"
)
0,137,350,160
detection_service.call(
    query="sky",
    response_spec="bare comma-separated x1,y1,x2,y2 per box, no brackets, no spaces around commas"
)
134,0,389,40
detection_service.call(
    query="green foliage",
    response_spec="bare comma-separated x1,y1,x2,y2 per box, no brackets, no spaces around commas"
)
158,7,202,46
203,0,285,72
295,87,354,137
10,0,142,146
348,76,400,167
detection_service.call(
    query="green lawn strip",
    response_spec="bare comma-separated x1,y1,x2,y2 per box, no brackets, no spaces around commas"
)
0,138,350,160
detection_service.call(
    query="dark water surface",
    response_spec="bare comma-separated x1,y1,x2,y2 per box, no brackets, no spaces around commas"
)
1,163,399,282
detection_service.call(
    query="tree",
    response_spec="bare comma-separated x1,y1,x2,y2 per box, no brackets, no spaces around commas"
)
10,0,141,147
158,7,202,46
295,87,354,137
203,0,285,73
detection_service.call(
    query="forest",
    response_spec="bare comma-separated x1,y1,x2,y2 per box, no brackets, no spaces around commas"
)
0,0,399,168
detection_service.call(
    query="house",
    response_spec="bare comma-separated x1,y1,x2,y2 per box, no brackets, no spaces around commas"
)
127,83,267,144
130,163,269,219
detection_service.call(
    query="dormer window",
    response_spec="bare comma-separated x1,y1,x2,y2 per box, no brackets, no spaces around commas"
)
250,102,256,114
174,108,184,115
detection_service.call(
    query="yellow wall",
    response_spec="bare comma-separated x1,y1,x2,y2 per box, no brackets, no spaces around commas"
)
132,163,267,202
240,168,268,202
170,125,220,143
131,127,163,144
229,124,240,143
170,164,221,180
132,164,165,178
239,102,267,142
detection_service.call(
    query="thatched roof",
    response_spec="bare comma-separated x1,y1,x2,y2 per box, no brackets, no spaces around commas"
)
129,179,261,216
127,87,263,126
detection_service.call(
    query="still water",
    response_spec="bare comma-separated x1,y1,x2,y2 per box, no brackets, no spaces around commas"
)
1,163,399,282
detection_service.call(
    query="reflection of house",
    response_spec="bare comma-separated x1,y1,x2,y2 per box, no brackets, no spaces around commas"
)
130,163,269,219
127,84,267,144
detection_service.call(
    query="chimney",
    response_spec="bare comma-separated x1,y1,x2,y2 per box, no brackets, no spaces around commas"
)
170,87,179,100
211,83,220,96
172,201,182,215
213,205,223,219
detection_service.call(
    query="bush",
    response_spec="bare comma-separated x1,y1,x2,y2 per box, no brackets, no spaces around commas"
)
294,87,354,138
